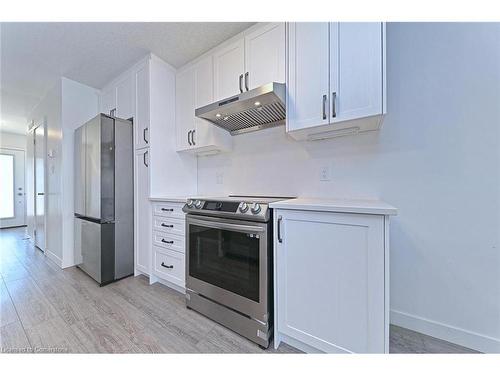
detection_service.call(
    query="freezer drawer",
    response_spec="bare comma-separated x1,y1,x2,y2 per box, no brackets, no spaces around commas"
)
74,217,115,285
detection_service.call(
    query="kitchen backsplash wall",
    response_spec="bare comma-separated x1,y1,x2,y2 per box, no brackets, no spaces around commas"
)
197,22,500,352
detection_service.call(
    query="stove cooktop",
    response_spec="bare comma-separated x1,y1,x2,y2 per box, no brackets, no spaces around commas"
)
182,195,295,222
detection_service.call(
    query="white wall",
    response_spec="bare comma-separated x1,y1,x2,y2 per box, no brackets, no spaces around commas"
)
29,78,99,268
61,78,100,267
30,82,62,265
196,23,500,352
0,132,27,150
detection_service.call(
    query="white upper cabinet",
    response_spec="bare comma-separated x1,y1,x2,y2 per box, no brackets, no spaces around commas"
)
135,62,150,149
213,39,245,101
176,56,231,154
175,66,196,151
213,23,285,100
332,22,383,123
287,22,386,140
244,23,286,90
115,74,135,120
287,22,330,132
100,87,116,116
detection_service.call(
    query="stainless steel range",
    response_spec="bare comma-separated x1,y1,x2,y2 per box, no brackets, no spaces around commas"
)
183,195,292,348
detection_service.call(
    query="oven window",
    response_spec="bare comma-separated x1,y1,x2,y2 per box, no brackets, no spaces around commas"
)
189,224,260,302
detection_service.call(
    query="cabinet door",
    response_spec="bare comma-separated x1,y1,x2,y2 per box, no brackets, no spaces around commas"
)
245,23,285,89
100,87,116,116
213,39,245,100
116,74,134,120
135,63,150,149
331,22,383,123
276,210,385,353
286,23,330,132
175,66,196,151
193,55,215,148
134,149,151,275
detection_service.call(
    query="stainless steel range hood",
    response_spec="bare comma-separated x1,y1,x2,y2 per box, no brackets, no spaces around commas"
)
195,82,286,135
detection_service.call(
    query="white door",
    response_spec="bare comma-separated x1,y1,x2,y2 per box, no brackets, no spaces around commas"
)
175,66,196,151
135,63,150,149
34,125,45,251
134,149,151,275
331,22,383,123
276,210,385,353
286,23,330,132
213,39,245,100
116,74,135,120
244,23,285,89
0,148,26,228
100,87,117,116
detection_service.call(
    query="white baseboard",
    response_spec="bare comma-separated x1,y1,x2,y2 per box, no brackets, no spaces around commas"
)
45,250,63,268
391,309,500,353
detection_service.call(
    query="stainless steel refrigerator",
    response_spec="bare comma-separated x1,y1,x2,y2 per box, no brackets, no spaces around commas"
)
74,114,134,286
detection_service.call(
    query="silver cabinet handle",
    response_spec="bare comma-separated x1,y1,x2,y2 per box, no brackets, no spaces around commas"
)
244,72,249,91
332,92,337,118
187,130,192,146
143,127,149,144
191,129,196,146
143,150,148,167
277,215,283,243
239,74,243,93
322,95,327,120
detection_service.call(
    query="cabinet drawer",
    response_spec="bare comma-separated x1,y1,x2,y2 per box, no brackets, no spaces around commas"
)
152,202,185,219
153,216,185,236
153,246,185,287
152,231,185,253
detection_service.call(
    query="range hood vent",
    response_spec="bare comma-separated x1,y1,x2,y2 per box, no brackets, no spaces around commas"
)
195,82,286,135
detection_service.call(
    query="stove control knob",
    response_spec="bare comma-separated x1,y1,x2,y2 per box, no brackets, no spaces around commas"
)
239,202,249,213
194,200,203,209
250,203,261,214
186,199,194,208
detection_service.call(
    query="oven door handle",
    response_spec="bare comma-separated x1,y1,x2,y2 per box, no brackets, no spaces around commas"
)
188,218,265,233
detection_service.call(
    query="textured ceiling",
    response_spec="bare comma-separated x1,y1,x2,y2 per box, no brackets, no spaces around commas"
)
0,22,255,134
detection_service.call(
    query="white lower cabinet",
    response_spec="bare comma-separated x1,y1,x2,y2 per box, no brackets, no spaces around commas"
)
274,209,389,353
150,200,186,292
153,247,185,288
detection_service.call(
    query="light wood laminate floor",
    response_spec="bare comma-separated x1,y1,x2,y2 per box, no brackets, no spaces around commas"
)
0,227,478,354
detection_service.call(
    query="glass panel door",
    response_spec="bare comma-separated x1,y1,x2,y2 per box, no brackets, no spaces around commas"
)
0,153,14,219
189,223,260,302
0,148,26,229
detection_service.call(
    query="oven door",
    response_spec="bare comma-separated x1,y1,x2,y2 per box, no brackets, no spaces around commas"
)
186,214,269,322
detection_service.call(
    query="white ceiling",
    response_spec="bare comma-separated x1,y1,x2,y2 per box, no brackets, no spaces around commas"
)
0,22,255,134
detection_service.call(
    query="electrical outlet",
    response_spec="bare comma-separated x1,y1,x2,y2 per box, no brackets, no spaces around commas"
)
319,165,331,181
216,172,224,185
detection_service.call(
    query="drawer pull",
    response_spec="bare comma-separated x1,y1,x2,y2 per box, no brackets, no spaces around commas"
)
161,223,174,228
161,239,174,244
161,262,173,269
161,208,174,212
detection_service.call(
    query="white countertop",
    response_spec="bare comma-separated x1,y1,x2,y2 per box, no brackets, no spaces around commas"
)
269,198,397,216
149,196,188,203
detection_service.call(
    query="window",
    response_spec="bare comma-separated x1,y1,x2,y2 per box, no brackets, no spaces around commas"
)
0,153,15,219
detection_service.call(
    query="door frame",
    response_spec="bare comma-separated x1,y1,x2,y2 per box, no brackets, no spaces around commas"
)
31,121,48,252
0,147,26,228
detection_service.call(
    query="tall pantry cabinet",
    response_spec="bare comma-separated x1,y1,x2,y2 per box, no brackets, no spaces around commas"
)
100,54,196,278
